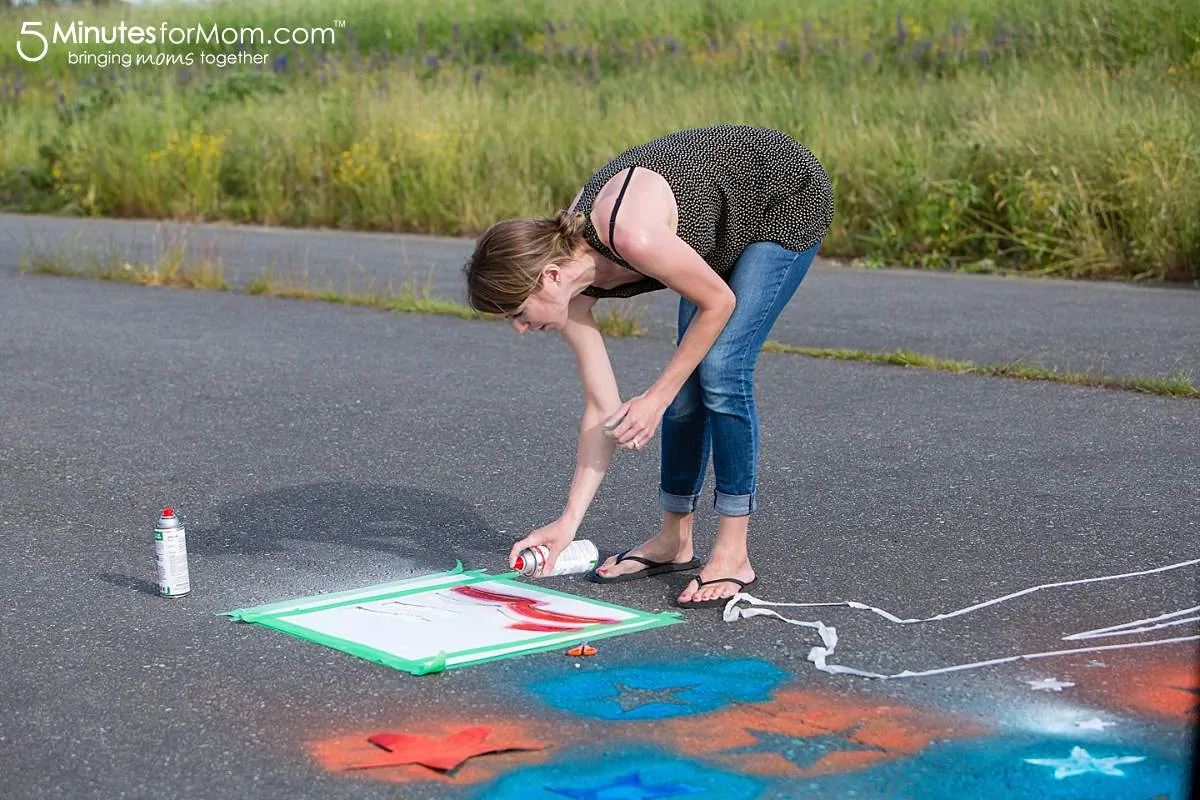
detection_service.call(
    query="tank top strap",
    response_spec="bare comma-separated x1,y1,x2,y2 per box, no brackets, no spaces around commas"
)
606,166,637,262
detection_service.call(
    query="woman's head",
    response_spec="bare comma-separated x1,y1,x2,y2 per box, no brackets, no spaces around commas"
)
463,209,587,317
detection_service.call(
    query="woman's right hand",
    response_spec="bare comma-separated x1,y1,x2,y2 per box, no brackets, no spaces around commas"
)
508,518,578,573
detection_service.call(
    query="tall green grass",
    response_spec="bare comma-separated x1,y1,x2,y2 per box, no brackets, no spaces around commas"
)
2,0,1197,280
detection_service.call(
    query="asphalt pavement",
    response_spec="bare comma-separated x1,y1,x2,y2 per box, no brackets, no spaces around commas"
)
2,213,1197,380
0,216,1196,799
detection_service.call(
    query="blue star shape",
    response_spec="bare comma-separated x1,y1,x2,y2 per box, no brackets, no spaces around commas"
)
547,771,704,800
720,724,883,770
529,659,789,721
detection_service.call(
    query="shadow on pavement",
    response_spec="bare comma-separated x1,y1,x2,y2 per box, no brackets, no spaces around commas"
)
187,481,507,568
96,573,162,597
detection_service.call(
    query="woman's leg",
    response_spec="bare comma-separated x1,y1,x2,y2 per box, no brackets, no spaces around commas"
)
592,298,709,577
678,241,819,604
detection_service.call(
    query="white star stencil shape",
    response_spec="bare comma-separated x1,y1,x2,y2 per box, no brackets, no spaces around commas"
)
1074,717,1116,731
1025,677,1075,691
1025,746,1145,779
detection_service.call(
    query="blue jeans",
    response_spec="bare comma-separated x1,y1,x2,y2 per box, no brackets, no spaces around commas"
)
659,241,819,517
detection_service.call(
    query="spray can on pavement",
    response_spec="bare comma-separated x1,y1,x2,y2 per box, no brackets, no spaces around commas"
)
154,507,191,598
514,539,599,578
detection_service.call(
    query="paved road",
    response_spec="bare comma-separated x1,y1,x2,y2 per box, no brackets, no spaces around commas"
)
2,213,1197,380
0,258,1196,798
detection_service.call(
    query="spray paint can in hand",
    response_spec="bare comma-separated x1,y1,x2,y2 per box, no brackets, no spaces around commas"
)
154,507,191,598
514,539,599,578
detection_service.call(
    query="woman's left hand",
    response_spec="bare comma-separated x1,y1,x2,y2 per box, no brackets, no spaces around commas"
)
604,392,667,452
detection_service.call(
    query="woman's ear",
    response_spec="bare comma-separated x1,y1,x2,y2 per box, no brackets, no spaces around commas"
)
543,265,562,285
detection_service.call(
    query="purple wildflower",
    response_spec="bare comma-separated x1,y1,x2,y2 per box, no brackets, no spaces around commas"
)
274,53,288,73
473,69,482,86
895,13,908,46
980,47,990,66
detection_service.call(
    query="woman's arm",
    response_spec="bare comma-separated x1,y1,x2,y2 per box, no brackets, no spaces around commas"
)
506,295,622,569
558,296,623,527
592,168,736,448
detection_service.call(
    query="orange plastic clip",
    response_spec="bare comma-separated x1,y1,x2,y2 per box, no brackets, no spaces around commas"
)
567,642,598,657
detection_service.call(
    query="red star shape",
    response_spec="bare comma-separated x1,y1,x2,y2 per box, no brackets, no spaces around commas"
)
364,726,542,772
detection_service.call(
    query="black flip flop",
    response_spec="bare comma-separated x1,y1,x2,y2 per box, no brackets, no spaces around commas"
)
586,549,702,584
673,576,757,609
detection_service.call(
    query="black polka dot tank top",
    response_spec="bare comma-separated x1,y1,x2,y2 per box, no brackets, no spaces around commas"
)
576,124,835,299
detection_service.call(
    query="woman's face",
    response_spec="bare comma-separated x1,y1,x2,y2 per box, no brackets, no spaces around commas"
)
507,268,569,334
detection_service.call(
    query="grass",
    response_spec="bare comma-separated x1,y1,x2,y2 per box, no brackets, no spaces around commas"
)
21,238,1196,400
2,0,1198,281
21,238,230,290
760,342,1199,398
243,268,482,319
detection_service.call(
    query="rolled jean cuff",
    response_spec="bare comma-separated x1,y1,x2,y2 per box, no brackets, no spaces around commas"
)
715,490,756,517
659,489,699,514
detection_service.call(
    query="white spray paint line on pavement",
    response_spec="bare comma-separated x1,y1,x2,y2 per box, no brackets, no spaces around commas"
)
722,557,1200,679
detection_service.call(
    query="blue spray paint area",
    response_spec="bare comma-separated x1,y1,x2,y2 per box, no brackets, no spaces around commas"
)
526,658,789,720
804,735,1187,799
479,746,762,800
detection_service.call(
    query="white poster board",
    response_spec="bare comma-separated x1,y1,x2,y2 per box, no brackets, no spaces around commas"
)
223,565,681,674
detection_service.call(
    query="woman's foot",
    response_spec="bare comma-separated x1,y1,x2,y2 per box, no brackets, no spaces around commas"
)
677,556,756,605
593,515,695,580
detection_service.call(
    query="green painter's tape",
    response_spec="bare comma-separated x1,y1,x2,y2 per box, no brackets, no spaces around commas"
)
416,651,448,675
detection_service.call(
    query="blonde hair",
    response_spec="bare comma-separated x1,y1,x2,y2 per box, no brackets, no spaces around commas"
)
464,209,587,314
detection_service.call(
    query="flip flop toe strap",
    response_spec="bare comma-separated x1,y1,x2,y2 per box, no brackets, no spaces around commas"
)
614,549,654,567
614,550,684,569
692,576,753,590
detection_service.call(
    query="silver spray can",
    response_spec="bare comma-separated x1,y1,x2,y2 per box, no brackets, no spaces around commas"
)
515,539,600,578
154,507,191,598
